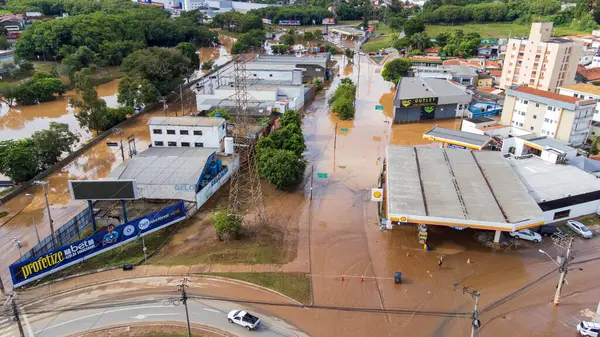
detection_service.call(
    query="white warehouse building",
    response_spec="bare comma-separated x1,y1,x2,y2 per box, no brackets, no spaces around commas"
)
148,116,227,151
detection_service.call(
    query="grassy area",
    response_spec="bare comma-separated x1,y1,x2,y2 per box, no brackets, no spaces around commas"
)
425,22,590,38
206,272,311,304
372,22,395,35
153,240,287,266
31,61,54,73
362,35,393,52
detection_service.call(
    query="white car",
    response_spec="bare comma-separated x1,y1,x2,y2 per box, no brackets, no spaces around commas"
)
509,229,542,243
566,220,593,239
227,310,260,331
578,321,600,337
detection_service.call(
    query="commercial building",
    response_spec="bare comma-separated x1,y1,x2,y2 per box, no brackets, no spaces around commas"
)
508,155,600,223
501,135,578,162
384,146,544,242
393,77,472,123
500,85,596,145
410,65,478,86
558,83,600,122
423,126,493,150
500,22,582,92
251,54,330,82
148,116,227,150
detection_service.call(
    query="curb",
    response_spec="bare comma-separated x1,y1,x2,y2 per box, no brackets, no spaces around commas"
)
21,273,306,308
63,321,235,337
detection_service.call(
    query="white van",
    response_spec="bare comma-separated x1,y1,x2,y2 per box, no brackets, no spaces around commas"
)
578,321,600,337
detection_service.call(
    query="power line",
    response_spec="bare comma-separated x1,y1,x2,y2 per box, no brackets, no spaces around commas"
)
453,283,480,337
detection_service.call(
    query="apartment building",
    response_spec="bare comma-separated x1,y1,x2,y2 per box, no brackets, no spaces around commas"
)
500,22,583,92
501,85,596,145
558,83,600,122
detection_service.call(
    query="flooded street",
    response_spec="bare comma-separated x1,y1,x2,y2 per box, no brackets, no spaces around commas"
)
0,42,598,337
198,35,234,68
0,79,120,142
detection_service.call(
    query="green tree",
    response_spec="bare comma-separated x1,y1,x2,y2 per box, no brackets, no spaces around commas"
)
280,109,302,129
207,107,232,120
280,33,295,46
344,49,355,63
0,82,18,106
176,42,200,76
12,73,66,105
381,58,412,84
0,139,39,182
591,136,599,155
211,205,244,240
202,60,215,70
242,14,264,32
313,78,324,92
257,148,306,189
31,122,79,169
0,36,10,50
18,61,34,73
231,30,265,54
332,97,354,120
303,31,314,40
403,16,425,36
271,44,290,54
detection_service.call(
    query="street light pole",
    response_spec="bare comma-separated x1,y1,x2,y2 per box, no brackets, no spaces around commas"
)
34,181,56,249
453,283,481,337
552,237,573,306
178,278,192,337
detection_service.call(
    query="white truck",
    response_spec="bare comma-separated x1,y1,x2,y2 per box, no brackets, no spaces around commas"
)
227,310,261,331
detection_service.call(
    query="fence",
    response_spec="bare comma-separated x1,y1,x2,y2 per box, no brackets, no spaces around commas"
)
15,207,92,264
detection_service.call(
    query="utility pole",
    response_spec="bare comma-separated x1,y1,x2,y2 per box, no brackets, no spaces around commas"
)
32,216,41,245
310,165,314,200
178,278,192,337
114,128,125,161
9,294,24,337
551,236,574,306
334,123,338,149
34,181,56,249
453,284,480,337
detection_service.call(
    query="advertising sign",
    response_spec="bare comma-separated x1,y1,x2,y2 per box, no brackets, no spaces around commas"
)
69,180,139,200
279,20,301,26
400,97,438,108
371,188,383,201
10,202,186,288
420,105,436,120
262,18,272,24
448,144,467,150
322,18,335,25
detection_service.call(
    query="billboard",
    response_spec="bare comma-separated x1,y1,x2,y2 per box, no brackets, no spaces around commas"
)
322,18,335,25
279,20,301,26
10,202,186,288
262,18,272,24
69,180,139,200
420,105,436,120
400,97,438,108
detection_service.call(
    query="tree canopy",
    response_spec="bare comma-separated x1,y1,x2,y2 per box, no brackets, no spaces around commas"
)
381,58,412,84
0,122,78,182
0,72,66,105
329,78,356,120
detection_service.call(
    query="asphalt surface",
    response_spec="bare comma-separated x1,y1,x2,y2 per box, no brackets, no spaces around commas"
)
0,298,308,337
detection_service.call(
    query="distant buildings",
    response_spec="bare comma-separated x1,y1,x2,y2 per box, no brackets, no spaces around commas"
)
393,77,471,123
500,22,582,92
558,83,600,122
501,85,595,145
575,65,600,84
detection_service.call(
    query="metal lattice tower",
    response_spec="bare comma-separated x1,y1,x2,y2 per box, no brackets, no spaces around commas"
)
227,54,266,221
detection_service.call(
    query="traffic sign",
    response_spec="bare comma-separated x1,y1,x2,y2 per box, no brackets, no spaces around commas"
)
375,105,384,110
317,173,328,179
340,127,348,132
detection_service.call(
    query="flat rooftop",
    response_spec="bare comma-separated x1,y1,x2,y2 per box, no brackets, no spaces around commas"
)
465,117,495,124
107,147,217,201
386,146,543,231
395,77,470,101
148,116,225,127
519,136,575,154
507,156,600,203
423,126,491,150
246,63,298,71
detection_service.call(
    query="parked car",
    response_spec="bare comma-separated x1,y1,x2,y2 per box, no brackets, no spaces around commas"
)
509,229,542,243
566,220,593,239
537,225,566,237
227,310,260,331
577,321,600,337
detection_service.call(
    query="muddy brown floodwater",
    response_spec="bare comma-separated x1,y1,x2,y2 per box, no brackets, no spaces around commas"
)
0,79,120,142
198,35,234,70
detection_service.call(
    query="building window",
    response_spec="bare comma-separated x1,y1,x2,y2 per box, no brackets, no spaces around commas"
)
269,74,273,77
519,122,523,127
574,94,579,98
181,142,190,147
180,130,189,135
167,129,176,135
533,115,537,119
193,130,203,136
530,126,534,131
153,129,162,134
154,141,164,146
544,118,549,122
168,141,177,147
222,124,225,129
195,142,204,147
553,209,570,220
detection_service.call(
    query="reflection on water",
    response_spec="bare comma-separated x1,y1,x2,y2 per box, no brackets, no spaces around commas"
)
0,79,120,141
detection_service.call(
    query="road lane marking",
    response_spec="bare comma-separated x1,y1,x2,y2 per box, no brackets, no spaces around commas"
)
33,305,167,333
132,313,178,320
20,305,34,337
203,308,222,314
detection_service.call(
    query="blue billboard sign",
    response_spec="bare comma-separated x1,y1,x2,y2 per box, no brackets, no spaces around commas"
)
10,202,186,288
448,144,467,150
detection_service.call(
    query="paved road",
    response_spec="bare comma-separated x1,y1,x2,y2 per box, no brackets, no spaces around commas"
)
0,298,307,337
